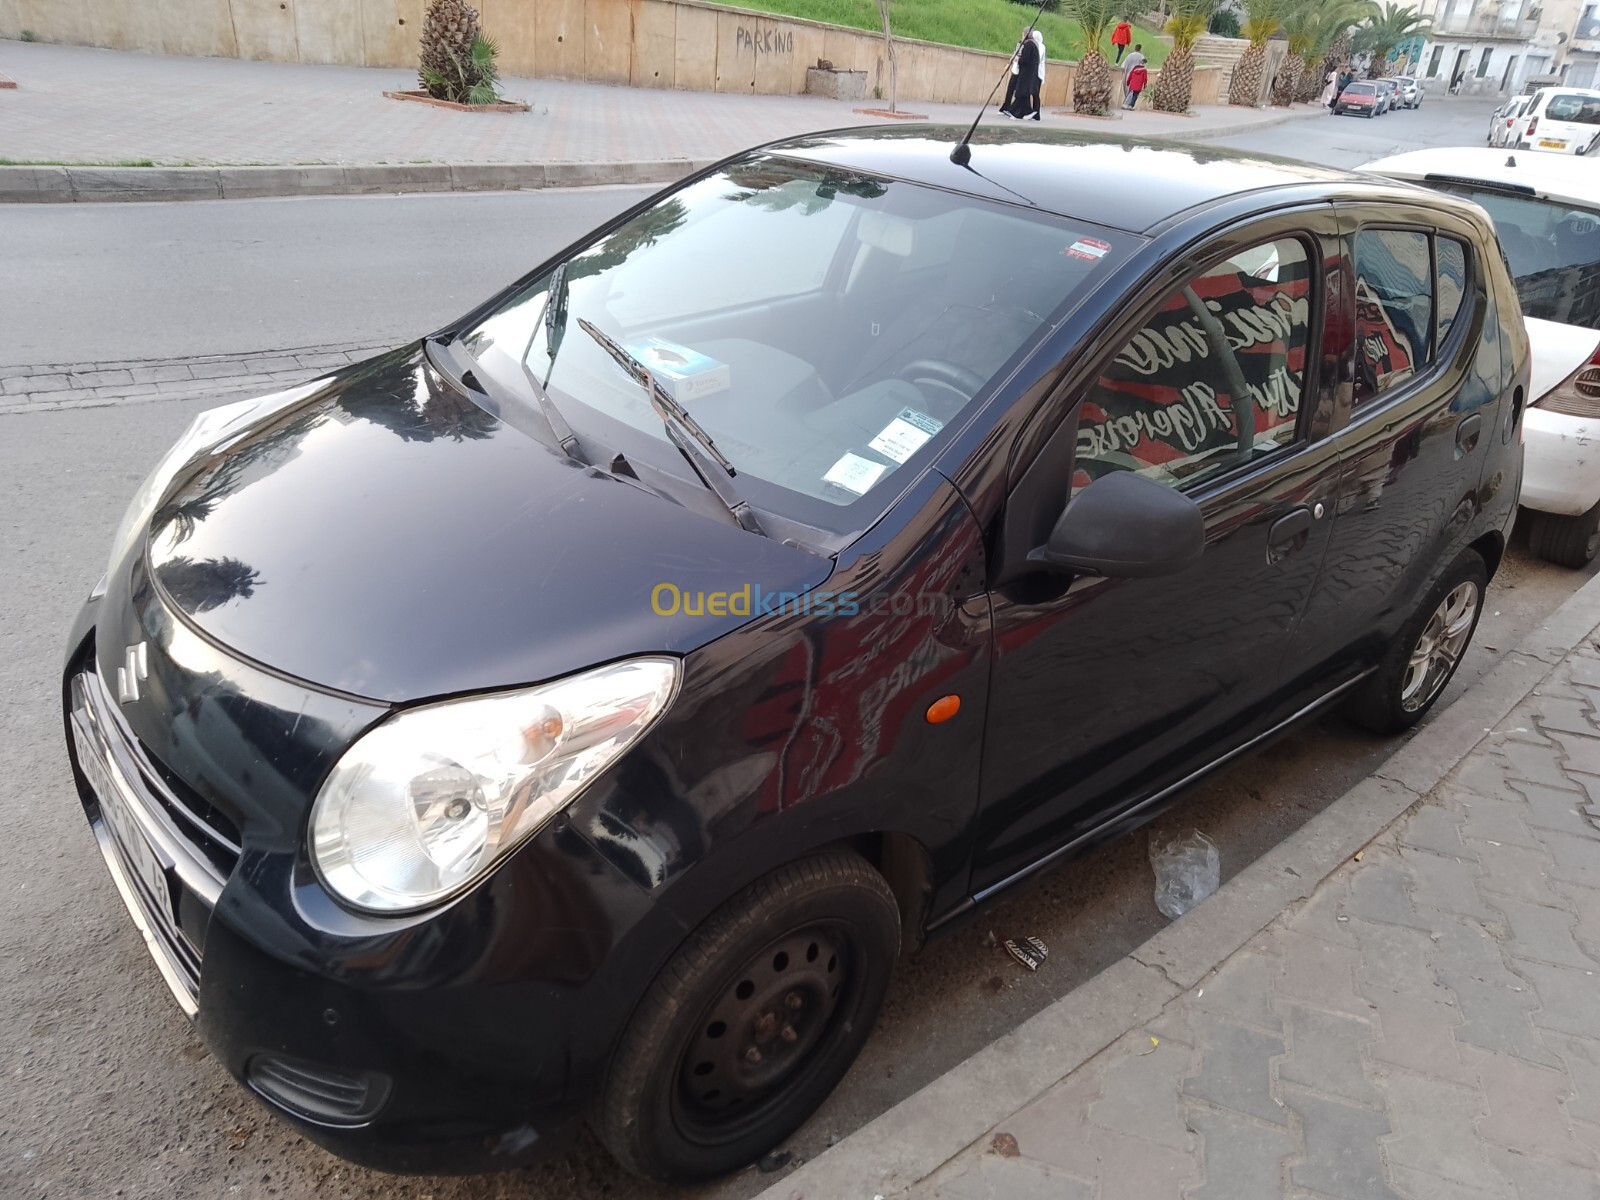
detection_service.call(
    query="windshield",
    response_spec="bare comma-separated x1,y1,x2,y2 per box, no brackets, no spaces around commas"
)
460,157,1127,532
1427,184,1600,328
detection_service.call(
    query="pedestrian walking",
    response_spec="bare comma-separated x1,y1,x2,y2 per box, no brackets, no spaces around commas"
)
999,33,1024,117
1029,28,1046,120
1006,28,1043,120
1111,18,1132,64
1321,68,1339,109
1125,60,1149,109
1121,44,1146,108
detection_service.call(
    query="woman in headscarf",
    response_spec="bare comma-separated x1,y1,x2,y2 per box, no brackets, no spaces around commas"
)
1020,28,1045,121
999,29,1026,117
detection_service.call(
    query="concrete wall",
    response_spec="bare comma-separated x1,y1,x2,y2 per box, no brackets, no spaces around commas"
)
0,0,1112,106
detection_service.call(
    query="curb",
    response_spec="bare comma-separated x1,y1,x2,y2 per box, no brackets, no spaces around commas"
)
754,566,1600,1200
0,107,1322,204
0,158,724,204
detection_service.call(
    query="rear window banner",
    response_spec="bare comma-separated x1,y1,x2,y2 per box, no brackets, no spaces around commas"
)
1354,278,1416,390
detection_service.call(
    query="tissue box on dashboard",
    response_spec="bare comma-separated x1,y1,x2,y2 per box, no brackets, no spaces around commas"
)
623,337,731,402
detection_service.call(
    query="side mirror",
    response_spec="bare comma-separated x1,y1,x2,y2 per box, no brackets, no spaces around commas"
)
1029,471,1205,578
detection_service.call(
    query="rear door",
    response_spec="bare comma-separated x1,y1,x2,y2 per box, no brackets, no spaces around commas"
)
1283,203,1493,695
971,209,1346,893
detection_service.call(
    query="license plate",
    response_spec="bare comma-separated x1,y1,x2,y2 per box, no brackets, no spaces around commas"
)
1540,139,1566,148
78,725,173,915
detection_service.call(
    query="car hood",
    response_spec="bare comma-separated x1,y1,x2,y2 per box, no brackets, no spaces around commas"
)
143,346,832,704
1525,317,1600,402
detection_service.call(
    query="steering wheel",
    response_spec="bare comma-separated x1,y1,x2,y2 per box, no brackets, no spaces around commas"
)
896,359,986,398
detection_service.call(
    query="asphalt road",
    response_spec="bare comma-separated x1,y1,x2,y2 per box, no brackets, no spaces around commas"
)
3,97,1556,1200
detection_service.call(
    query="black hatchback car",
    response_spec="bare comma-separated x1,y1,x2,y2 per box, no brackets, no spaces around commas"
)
64,127,1527,1183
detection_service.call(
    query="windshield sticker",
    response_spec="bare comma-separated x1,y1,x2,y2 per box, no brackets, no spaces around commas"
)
1066,237,1112,263
868,408,943,464
823,452,889,495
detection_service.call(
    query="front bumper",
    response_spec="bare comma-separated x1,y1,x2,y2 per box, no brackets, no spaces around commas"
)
1521,408,1600,516
63,585,672,1174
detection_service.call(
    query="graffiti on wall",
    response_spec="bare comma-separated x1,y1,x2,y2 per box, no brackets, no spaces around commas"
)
736,25,795,60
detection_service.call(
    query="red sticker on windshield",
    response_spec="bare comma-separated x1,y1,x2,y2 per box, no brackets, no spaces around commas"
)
1065,237,1111,262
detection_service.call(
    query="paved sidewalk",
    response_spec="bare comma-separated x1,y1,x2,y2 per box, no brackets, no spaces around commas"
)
764,586,1600,1200
0,340,391,417
0,39,1311,169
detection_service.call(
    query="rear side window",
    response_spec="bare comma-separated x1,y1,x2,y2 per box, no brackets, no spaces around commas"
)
1354,229,1434,401
1072,237,1312,493
1437,236,1469,347
1545,93,1600,124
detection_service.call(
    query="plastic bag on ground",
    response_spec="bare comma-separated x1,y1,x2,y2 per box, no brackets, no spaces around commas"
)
1150,830,1220,919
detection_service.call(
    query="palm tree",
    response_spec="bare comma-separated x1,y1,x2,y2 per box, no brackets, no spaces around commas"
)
1283,0,1372,105
1228,0,1291,106
1153,0,1220,113
1354,2,1431,78
1065,0,1121,115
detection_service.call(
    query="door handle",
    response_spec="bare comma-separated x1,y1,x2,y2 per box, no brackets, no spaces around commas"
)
1267,507,1313,564
1456,413,1483,458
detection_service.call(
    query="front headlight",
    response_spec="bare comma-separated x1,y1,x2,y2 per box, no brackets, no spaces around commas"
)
310,657,680,914
105,381,326,580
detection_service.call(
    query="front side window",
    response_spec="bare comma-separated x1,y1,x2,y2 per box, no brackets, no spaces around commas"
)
1072,237,1312,493
460,158,1128,530
1355,229,1434,401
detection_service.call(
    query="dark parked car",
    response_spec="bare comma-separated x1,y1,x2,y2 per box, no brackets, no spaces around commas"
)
64,126,1527,1184
1337,80,1382,116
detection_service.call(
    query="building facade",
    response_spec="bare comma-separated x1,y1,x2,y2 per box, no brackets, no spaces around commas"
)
1410,0,1600,94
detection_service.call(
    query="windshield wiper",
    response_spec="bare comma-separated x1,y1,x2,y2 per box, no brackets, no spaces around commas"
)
544,263,570,363
577,318,766,537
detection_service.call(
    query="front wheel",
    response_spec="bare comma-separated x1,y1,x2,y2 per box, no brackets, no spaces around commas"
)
594,850,900,1182
1529,499,1600,568
1343,550,1487,735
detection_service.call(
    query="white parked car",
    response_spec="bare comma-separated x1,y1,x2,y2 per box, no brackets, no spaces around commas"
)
1514,87,1600,155
1393,75,1422,108
1364,148,1600,565
1489,94,1533,147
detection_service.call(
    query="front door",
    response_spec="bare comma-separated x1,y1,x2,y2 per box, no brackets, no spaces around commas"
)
972,216,1345,894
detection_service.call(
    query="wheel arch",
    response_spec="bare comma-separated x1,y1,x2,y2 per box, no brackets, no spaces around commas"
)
844,830,935,955
1468,528,1505,580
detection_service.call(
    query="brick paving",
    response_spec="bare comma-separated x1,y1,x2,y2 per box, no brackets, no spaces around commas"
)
912,650,1600,1200
0,340,391,415
0,40,1306,168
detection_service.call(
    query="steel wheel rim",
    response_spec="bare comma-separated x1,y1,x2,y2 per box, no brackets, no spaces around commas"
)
1400,581,1478,712
672,923,855,1145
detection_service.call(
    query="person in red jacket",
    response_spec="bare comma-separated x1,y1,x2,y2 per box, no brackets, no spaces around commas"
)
1111,18,1132,63
1125,59,1149,108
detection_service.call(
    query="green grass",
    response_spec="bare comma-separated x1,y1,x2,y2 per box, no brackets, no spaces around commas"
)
0,157,159,167
721,0,1167,67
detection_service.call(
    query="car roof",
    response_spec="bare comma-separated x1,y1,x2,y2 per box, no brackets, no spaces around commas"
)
1533,87,1600,104
1345,80,1377,88
761,125,1380,233
1361,147,1600,208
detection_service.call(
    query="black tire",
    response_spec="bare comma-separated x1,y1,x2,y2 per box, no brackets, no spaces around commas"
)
1343,550,1487,735
594,850,900,1183
1528,500,1600,568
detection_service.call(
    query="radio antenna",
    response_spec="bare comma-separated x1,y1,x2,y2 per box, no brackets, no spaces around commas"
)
950,0,1052,166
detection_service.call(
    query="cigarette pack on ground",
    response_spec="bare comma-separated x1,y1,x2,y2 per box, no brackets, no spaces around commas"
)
623,337,731,402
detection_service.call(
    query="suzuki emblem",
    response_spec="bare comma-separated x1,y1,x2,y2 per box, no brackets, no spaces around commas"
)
116,642,148,705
